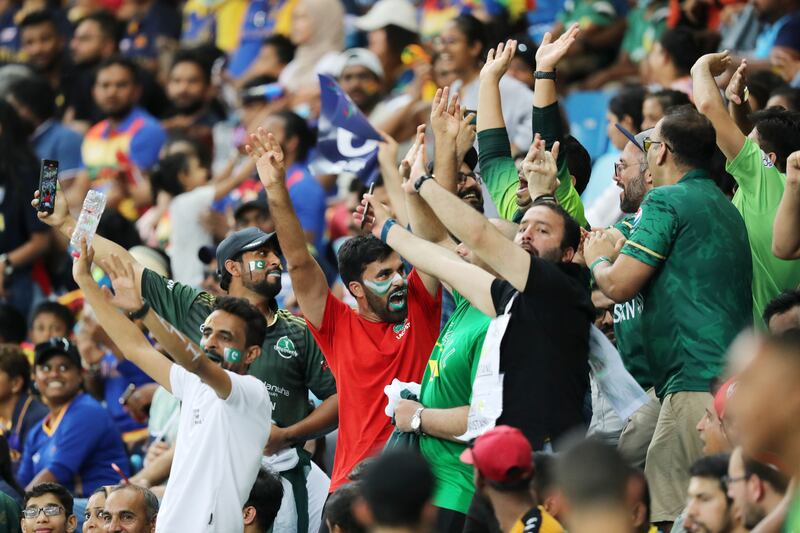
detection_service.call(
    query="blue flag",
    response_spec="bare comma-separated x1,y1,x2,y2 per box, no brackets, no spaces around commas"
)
311,74,382,184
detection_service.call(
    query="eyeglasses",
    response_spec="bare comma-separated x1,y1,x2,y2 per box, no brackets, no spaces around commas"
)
23,504,65,519
614,161,644,177
722,474,749,486
457,171,482,184
643,137,672,153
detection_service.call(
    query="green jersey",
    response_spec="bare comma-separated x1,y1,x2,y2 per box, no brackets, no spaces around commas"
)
141,269,337,428
611,215,653,389
419,291,490,514
620,4,668,63
786,493,800,533
621,170,752,398
727,138,800,327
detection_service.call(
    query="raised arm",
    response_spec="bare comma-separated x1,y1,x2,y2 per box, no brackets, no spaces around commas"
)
211,157,257,201
724,59,755,136
376,132,409,228
477,40,517,133
691,51,747,162
71,242,173,392
583,229,656,302
358,193,497,316
773,151,800,259
246,129,329,329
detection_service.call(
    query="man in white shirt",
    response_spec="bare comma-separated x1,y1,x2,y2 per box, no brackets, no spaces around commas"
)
71,241,272,533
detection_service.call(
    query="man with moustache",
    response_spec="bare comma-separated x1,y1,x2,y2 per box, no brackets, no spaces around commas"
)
32,195,337,533
726,447,788,530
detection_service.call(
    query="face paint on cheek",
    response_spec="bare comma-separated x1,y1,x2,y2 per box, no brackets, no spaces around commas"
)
224,347,242,363
363,272,403,297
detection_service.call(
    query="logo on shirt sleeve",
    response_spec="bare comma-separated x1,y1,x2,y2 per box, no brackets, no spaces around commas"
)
633,207,643,227
275,336,298,359
760,150,775,168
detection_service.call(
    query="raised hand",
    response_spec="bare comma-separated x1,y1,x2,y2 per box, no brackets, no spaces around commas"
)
725,59,748,105
377,130,400,171
402,138,428,195
31,186,71,230
521,133,560,199
71,237,95,284
98,254,145,313
787,151,800,188
245,127,286,189
536,23,580,71
693,50,733,78
430,87,461,141
400,125,426,181
584,230,625,265
479,39,517,82
456,110,477,163
363,189,395,240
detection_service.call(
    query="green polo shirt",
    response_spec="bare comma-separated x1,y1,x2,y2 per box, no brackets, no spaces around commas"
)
419,291,490,514
727,138,800,327
621,170,752,398
141,269,337,428
611,214,652,390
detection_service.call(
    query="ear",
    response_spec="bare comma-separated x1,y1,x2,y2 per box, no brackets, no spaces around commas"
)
644,169,654,187
631,501,648,528
348,280,365,299
10,375,24,395
620,115,635,131
747,475,764,502
243,505,257,526
66,514,78,532
561,247,576,264
768,151,777,166
245,345,261,364
225,258,242,280
656,143,668,167
352,497,373,528
469,40,483,60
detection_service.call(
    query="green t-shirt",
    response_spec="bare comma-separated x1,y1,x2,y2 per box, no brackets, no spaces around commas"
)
786,493,800,533
0,492,20,533
621,170,753,398
419,291,490,514
557,0,617,27
727,138,800,327
611,215,652,390
620,4,668,63
141,269,337,429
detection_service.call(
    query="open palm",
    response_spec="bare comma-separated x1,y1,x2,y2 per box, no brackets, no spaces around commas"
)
536,24,580,71
245,128,287,189
99,254,144,313
479,40,517,81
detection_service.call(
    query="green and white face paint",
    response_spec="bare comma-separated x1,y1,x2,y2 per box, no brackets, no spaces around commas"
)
249,260,266,271
364,272,407,311
224,347,243,363
363,272,403,296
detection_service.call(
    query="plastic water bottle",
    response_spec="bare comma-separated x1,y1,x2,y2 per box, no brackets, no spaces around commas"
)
70,190,106,257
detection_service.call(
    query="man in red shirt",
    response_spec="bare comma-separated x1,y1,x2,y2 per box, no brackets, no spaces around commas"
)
246,130,442,491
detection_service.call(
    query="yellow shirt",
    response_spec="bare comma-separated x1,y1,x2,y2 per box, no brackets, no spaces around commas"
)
509,506,564,533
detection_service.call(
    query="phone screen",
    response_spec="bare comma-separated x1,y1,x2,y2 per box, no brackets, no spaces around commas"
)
38,160,59,213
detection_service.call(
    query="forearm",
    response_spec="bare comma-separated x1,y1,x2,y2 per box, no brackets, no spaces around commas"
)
773,183,800,259
692,65,727,117
728,100,754,135
418,179,495,254
592,262,638,302
131,447,174,487
265,183,319,269
433,136,459,193
213,159,256,201
533,75,557,109
477,79,506,132
406,192,452,246
420,406,469,442
284,395,338,442
141,311,204,372
7,231,50,268
379,161,409,227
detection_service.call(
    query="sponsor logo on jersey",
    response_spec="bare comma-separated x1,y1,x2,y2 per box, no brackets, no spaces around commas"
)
274,336,298,359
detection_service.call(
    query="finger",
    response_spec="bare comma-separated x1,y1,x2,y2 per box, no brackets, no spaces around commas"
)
540,32,553,47
551,141,560,162
524,137,538,163
507,40,517,59
448,93,459,116
496,42,504,58
462,112,476,126
486,48,495,64
440,86,450,113
432,87,443,110
730,94,741,105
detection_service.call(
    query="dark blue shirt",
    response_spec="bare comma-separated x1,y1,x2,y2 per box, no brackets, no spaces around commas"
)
32,121,83,181
286,163,327,253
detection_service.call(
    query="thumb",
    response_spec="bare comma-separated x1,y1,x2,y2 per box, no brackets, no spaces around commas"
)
551,141,560,162
615,238,626,253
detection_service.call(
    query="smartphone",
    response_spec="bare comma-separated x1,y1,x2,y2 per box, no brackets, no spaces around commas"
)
37,159,58,214
360,183,375,229
464,109,477,126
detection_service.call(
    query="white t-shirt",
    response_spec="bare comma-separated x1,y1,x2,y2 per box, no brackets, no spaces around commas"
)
156,365,272,533
168,185,216,287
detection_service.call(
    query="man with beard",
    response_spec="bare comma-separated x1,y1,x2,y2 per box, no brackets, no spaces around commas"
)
72,241,270,533
336,48,385,119
684,455,744,533
19,11,73,118
75,56,166,215
245,129,442,493
32,193,338,533
726,447,788,530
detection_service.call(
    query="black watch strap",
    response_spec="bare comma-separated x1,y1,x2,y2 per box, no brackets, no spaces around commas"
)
127,300,151,321
414,174,434,192
534,70,557,80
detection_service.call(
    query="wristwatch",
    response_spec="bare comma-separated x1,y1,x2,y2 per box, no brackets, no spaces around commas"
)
127,300,151,321
414,174,434,192
0,253,12,277
410,407,425,435
534,70,557,81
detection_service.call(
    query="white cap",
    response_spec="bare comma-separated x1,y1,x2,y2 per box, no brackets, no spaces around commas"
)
355,0,419,33
336,48,385,79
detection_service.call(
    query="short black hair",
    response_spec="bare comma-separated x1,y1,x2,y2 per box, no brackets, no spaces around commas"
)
337,235,396,290
661,105,717,171
609,85,646,131
272,111,315,162
150,152,194,198
31,301,76,334
743,456,789,494
564,135,592,195
361,450,434,528
8,75,55,122
531,452,556,501
748,70,786,110
0,344,32,392
532,203,581,253
0,304,26,343
451,14,488,58
750,107,800,173
556,438,630,508
769,86,800,111
647,89,692,112
213,296,268,349
96,55,140,85
108,484,159,522
19,10,58,33
76,10,122,43
170,48,211,85
689,454,731,500
262,34,296,65
325,482,366,533
245,468,284,532
659,28,718,75
24,482,74,515
763,289,800,325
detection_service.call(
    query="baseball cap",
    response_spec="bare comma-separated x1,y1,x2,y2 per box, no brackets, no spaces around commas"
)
34,337,81,368
615,124,646,152
774,14,800,54
460,425,533,484
355,0,419,33
336,48,385,79
714,377,737,420
216,227,281,275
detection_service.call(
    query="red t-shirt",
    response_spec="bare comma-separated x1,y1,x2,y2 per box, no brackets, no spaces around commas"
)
308,270,441,491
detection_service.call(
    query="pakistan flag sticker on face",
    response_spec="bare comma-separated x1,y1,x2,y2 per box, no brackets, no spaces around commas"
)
224,347,242,363
249,260,266,270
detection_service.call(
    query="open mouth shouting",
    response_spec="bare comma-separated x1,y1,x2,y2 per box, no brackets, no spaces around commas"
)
388,288,408,310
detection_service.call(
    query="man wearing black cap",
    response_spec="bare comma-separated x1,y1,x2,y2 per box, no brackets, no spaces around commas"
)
32,190,338,533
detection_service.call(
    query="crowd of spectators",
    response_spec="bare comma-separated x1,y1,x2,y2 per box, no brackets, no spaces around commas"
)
0,0,798,531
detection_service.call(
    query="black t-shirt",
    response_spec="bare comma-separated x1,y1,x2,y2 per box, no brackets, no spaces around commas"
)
0,165,49,276
491,258,593,450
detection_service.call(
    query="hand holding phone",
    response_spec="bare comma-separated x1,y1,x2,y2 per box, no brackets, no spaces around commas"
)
37,160,59,214
360,183,376,229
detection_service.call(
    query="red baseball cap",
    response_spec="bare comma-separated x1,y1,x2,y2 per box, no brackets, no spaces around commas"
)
460,426,533,484
714,377,738,420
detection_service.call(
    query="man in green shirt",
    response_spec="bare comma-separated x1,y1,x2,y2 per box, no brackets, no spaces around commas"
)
692,51,800,328
31,195,338,533
584,106,752,528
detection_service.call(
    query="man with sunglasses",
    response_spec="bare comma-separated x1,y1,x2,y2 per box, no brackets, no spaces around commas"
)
584,106,752,530
21,482,77,533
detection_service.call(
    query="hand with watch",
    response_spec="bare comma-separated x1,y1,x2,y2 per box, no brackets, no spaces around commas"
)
394,399,426,434
535,22,581,75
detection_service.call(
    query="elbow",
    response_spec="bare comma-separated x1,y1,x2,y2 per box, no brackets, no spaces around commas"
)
600,280,638,303
772,240,800,260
